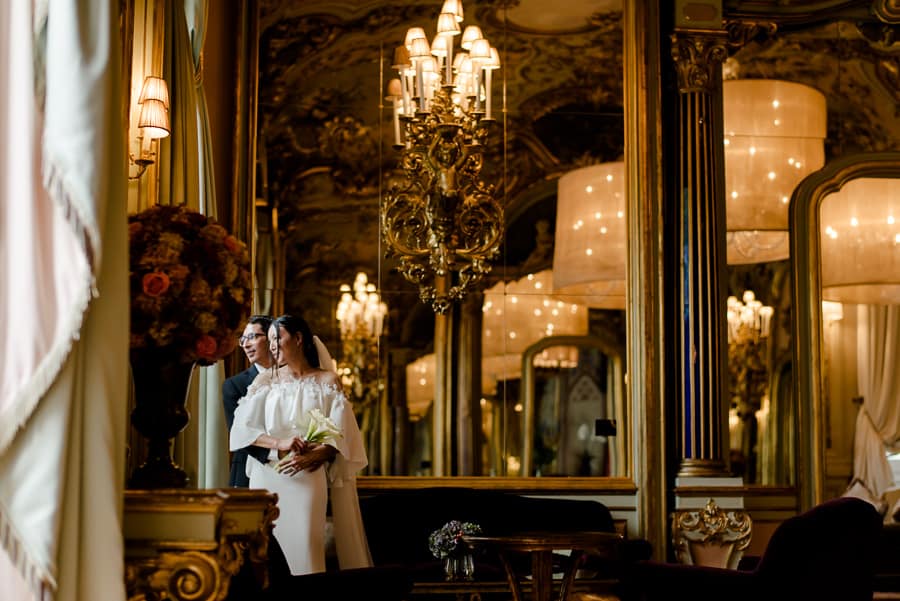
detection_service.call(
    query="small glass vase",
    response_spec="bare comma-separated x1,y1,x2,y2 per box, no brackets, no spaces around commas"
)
443,553,475,582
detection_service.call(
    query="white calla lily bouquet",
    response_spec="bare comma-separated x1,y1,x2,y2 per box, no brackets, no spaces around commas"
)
298,408,343,444
274,408,343,473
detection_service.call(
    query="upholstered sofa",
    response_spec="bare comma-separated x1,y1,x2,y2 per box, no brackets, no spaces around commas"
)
358,487,650,585
621,497,883,601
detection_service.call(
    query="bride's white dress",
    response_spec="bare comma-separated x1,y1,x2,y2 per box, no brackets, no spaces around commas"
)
229,368,372,575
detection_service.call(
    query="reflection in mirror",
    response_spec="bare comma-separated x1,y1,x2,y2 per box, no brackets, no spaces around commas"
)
253,1,626,477
522,335,627,478
722,22,845,487
723,16,900,503
819,174,900,500
483,271,589,476
720,67,826,486
793,153,900,504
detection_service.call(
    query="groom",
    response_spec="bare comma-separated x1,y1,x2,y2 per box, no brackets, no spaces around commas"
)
223,314,273,487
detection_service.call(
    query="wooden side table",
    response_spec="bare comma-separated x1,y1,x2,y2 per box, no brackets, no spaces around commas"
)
123,488,278,601
463,531,622,601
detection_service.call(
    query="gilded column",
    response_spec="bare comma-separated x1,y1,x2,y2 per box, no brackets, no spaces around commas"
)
456,291,484,476
433,310,454,475
671,31,730,476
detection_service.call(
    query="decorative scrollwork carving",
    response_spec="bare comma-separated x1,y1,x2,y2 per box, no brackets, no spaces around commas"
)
873,0,900,24
672,498,753,569
126,551,224,601
724,19,778,50
856,20,900,45
383,86,503,313
671,32,729,94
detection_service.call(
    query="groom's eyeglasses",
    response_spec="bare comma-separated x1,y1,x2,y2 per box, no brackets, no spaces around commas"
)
239,333,266,344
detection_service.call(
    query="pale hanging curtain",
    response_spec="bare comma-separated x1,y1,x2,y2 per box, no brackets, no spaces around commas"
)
854,304,900,499
187,0,228,487
159,0,199,208
160,0,228,487
185,0,216,214
0,0,126,599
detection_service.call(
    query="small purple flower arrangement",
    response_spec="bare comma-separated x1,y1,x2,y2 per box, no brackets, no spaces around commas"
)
428,520,482,559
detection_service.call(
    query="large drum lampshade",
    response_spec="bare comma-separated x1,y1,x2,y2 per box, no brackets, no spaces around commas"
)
820,177,900,304
552,162,626,308
724,79,826,264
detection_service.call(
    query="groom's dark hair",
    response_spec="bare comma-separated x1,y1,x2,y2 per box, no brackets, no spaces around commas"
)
271,314,319,367
248,314,272,332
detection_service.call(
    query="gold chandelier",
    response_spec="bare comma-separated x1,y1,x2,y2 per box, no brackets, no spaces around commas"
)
383,0,503,314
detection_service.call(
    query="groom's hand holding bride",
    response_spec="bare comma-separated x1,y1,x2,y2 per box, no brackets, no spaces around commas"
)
276,442,337,476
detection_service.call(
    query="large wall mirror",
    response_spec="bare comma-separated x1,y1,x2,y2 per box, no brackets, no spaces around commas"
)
722,12,900,493
248,1,629,479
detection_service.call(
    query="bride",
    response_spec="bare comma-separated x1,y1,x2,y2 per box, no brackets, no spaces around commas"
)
229,314,372,575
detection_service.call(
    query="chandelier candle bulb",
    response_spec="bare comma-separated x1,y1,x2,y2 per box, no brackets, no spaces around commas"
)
387,78,404,147
726,290,773,344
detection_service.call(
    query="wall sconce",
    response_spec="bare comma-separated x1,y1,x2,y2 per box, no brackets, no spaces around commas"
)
129,76,170,180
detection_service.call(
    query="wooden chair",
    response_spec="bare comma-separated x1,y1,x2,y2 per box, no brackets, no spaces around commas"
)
671,498,752,569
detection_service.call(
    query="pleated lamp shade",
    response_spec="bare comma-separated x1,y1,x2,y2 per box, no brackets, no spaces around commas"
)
724,79,826,264
405,353,435,419
138,99,170,139
820,177,900,304
138,76,170,108
482,270,587,393
552,162,626,309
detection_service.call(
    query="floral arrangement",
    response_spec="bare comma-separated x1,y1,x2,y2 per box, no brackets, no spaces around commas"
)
129,204,251,365
428,520,482,559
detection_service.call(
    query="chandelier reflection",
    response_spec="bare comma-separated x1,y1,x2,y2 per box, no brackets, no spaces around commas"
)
383,0,503,314
336,272,387,410
726,290,774,482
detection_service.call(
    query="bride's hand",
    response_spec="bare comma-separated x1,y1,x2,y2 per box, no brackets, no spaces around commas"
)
275,436,304,453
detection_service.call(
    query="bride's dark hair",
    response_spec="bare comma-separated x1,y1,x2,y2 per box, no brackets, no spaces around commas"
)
271,314,319,368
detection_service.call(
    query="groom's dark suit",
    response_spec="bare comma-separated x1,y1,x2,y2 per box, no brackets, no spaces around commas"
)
223,365,270,487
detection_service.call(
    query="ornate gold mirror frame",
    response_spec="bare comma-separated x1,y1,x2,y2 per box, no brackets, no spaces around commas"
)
791,151,900,509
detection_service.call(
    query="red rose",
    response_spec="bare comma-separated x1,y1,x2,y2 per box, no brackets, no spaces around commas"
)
142,271,171,297
195,335,218,361
224,235,241,253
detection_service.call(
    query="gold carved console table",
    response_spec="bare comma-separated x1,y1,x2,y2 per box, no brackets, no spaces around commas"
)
124,488,278,601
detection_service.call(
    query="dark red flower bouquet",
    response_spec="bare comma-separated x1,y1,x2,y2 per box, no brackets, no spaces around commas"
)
128,204,251,365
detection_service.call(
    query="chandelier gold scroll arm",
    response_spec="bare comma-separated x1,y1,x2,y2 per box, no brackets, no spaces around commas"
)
455,185,503,259
381,183,431,258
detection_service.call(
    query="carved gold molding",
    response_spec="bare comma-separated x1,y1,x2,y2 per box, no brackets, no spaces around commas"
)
672,498,752,568
873,0,900,23
124,489,279,601
671,32,729,94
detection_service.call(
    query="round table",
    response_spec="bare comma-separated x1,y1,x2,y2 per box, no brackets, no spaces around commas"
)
462,531,623,601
